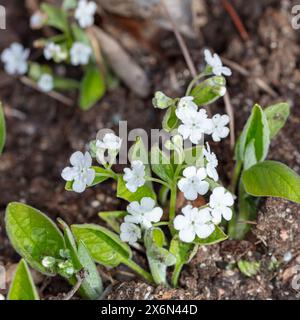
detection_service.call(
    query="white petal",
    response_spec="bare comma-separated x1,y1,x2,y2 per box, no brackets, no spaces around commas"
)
195,224,215,239
178,124,191,140
222,207,233,221
223,192,234,207
195,208,212,224
221,66,232,76
145,207,163,223
183,166,197,178
196,167,207,180
127,201,141,215
140,197,155,211
174,215,189,231
211,209,222,224
84,152,93,167
61,167,76,181
179,227,196,243
70,151,84,166
86,168,95,185
196,181,209,195
72,179,86,193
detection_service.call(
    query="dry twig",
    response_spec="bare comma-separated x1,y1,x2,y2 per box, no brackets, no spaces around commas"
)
20,76,74,106
63,270,86,300
221,0,250,41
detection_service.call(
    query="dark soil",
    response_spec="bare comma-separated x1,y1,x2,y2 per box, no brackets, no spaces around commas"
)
1,0,300,300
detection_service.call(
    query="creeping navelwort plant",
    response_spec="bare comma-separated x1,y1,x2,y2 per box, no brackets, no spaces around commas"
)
0,0,107,110
4,50,300,300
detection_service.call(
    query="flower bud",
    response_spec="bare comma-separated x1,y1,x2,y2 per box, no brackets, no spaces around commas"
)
42,256,56,269
152,91,174,109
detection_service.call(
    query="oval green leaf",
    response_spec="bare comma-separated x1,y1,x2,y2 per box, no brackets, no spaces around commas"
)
71,224,132,267
5,202,65,275
8,259,40,300
242,160,300,203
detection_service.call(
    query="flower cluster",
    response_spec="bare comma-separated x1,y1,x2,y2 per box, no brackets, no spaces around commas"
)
176,96,230,144
174,187,234,242
120,197,163,245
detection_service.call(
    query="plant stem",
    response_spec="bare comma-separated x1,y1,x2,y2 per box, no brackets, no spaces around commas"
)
171,264,183,287
185,72,206,96
169,184,177,235
229,160,242,193
123,259,154,284
145,177,169,188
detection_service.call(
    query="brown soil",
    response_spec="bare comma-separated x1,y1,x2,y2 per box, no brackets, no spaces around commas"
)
1,0,300,300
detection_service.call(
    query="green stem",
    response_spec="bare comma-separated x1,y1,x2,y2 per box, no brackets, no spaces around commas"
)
185,71,207,96
145,177,169,188
169,184,177,235
123,259,154,284
229,160,242,193
171,264,183,287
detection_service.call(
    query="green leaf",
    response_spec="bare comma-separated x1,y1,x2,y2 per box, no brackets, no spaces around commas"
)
243,140,257,170
79,67,105,111
63,0,77,10
98,211,127,233
8,259,40,300
162,105,180,132
5,202,65,275
53,76,80,91
71,24,90,45
71,224,132,267
58,219,103,299
150,144,174,183
242,160,300,203
236,104,270,165
264,102,290,139
228,180,258,240
41,3,69,33
144,228,176,285
77,241,103,299
190,76,226,106
65,166,112,191
193,225,228,245
0,102,6,154
117,175,156,202
237,260,260,277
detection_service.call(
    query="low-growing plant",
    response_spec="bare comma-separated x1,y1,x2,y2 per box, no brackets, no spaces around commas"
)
0,0,108,110
4,50,300,299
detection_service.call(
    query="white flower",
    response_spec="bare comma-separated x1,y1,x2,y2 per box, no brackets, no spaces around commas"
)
37,74,53,92
120,222,141,245
204,49,232,76
178,166,209,200
174,205,215,243
178,108,213,144
211,114,230,142
209,187,234,224
0,294,5,300
123,160,146,193
175,96,197,122
96,133,122,151
61,151,95,193
1,43,29,75
203,142,218,181
43,42,67,62
125,197,163,229
30,11,45,29
70,42,92,66
75,0,97,28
